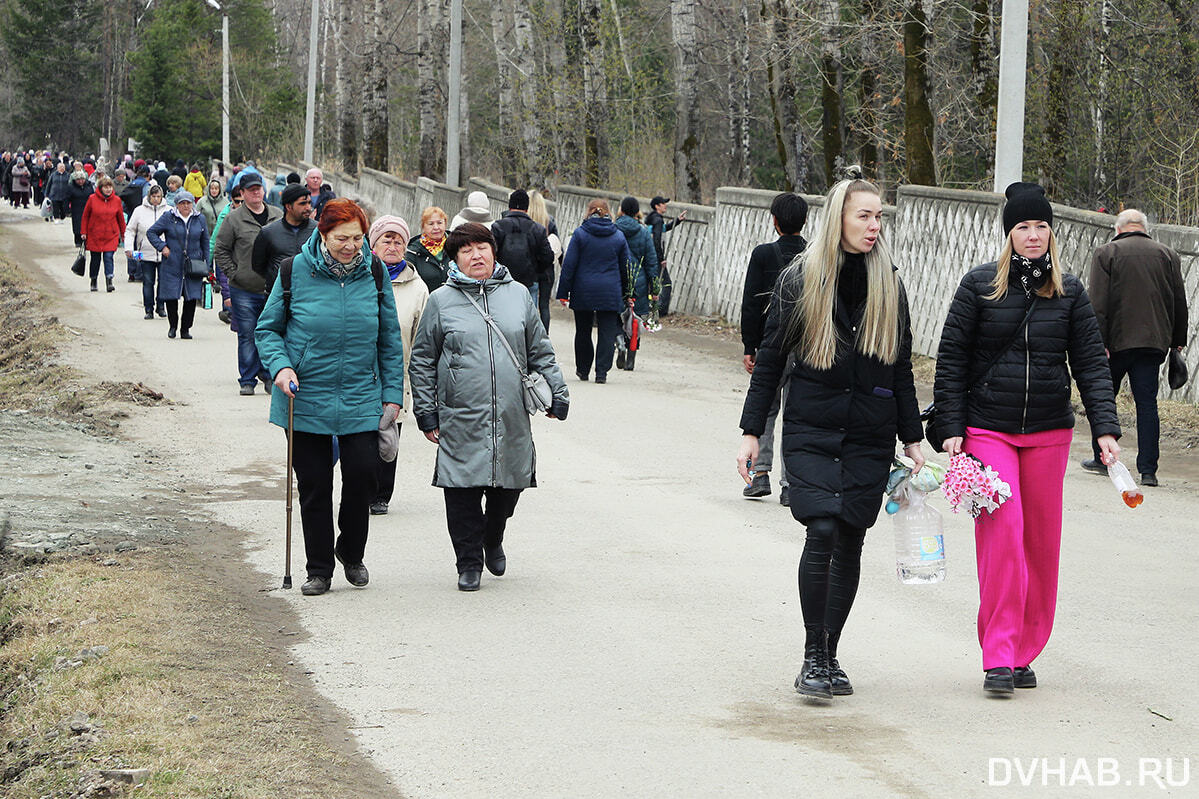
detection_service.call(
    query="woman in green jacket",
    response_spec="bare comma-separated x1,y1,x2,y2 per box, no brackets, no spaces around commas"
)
255,199,406,596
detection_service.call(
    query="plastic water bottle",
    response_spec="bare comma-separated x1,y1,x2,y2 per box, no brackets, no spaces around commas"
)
1107,461,1143,508
892,484,946,584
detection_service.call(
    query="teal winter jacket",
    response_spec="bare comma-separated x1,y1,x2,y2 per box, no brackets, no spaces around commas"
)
255,234,405,435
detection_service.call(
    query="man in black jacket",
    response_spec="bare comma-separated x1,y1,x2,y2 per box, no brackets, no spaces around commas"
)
645,196,687,315
251,184,316,291
739,192,807,502
491,189,555,307
1081,209,1188,486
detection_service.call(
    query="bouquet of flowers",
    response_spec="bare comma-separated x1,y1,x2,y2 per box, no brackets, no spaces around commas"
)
941,453,1012,519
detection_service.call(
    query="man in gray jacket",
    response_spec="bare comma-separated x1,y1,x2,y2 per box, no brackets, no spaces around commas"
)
252,185,316,290
1082,209,1188,486
214,172,282,395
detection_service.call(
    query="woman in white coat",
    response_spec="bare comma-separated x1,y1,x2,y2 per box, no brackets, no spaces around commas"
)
124,184,170,319
367,214,429,515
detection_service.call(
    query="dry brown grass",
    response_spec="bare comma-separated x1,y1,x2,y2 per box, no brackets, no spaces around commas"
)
0,551,393,798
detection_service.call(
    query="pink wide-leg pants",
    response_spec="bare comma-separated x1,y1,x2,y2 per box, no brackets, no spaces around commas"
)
964,426,1074,670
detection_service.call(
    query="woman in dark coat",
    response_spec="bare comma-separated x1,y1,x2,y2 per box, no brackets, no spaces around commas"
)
555,198,633,383
46,163,71,222
738,171,924,700
405,206,451,292
932,182,1120,694
66,171,93,247
146,192,208,339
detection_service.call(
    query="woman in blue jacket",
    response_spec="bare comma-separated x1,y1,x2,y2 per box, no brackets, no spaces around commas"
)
556,198,632,383
255,199,405,597
146,193,208,339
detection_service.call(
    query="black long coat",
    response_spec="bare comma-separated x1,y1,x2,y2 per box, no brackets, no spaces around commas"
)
740,262,923,530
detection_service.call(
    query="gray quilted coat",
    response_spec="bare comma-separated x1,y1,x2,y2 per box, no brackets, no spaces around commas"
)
410,266,569,488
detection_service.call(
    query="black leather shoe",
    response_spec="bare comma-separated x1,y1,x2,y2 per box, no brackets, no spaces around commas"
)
484,544,506,576
779,489,790,507
1080,458,1108,475
156,305,167,317
828,657,853,695
743,472,771,498
1013,666,1037,689
180,331,192,340
335,550,369,587
575,371,588,382
167,327,176,339
595,374,607,384
795,637,833,699
1141,473,1158,487
301,575,331,596
625,351,636,371
369,501,389,515
616,349,626,370
144,312,154,320
457,570,481,591
105,278,115,292
984,667,1015,693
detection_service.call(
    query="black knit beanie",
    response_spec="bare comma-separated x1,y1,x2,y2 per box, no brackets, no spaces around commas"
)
281,184,309,207
1002,182,1053,236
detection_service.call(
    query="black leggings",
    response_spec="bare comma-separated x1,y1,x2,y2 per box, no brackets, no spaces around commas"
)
798,517,866,654
163,299,197,333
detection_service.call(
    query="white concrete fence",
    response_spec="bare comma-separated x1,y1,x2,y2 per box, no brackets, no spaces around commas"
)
279,164,1199,402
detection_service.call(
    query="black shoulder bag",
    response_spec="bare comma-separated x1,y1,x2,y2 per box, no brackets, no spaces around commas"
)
923,297,1039,452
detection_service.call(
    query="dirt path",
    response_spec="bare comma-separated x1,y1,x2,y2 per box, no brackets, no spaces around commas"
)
4,206,1198,797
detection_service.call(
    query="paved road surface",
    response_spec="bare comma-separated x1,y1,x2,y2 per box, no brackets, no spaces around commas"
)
5,209,1197,798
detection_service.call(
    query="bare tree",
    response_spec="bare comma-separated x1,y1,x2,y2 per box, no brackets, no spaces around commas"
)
902,0,936,185
418,0,448,178
335,0,359,175
818,0,843,187
671,0,701,201
579,0,607,186
513,0,541,186
362,0,389,172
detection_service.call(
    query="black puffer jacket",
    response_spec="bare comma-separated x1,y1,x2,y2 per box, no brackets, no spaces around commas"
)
740,257,923,530
933,262,1120,440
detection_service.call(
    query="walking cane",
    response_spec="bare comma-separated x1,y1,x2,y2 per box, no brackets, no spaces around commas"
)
283,381,298,589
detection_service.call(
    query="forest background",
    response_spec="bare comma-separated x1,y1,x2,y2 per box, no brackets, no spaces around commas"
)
1,0,1197,224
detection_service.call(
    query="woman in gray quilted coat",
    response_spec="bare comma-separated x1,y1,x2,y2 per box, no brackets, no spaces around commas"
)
410,222,569,592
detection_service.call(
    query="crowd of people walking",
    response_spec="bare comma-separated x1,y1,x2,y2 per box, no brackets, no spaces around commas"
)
7,143,1189,702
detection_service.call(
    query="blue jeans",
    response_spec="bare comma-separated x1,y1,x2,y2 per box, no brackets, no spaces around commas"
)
1092,348,1165,475
139,260,160,314
230,285,268,387
88,251,114,280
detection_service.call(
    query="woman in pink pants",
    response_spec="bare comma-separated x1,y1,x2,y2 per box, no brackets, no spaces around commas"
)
933,182,1121,694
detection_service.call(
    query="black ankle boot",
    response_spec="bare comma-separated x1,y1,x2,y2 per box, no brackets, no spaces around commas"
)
795,633,833,698
625,350,636,371
826,630,853,696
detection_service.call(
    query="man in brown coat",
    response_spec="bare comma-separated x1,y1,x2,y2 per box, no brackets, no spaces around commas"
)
1082,209,1188,486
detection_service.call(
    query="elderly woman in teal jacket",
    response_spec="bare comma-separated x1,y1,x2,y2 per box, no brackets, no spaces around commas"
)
255,199,405,596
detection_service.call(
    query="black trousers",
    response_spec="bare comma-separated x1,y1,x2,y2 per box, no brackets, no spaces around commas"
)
1092,347,1166,475
163,299,197,333
289,429,378,579
798,517,867,654
572,309,621,379
443,487,522,574
373,422,401,504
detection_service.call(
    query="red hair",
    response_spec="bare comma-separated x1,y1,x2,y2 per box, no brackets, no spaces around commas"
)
317,198,369,235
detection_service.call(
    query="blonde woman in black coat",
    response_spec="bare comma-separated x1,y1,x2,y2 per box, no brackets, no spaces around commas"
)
737,170,924,699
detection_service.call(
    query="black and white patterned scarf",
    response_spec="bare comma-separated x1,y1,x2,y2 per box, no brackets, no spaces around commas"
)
1010,251,1052,298
319,241,365,280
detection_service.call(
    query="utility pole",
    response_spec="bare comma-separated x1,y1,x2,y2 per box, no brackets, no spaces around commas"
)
446,0,463,186
993,0,1029,192
207,1,230,167
303,0,320,163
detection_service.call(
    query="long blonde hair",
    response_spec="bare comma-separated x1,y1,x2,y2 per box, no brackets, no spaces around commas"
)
987,229,1065,301
782,178,901,369
528,191,550,227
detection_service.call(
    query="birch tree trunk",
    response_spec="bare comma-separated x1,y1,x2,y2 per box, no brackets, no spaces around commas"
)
491,0,518,183
580,0,607,187
1092,0,1109,196
513,0,541,186
418,0,448,179
857,0,882,178
671,0,701,202
766,0,808,191
362,0,389,172
727,0,751,185
336,0,359,175
553,0,583,185
818,0,843,186
902,0,936,185
969,0,997,171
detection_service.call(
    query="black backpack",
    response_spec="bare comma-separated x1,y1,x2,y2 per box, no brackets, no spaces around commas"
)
120,182,143,218
279,254,386,321
497,216,537,286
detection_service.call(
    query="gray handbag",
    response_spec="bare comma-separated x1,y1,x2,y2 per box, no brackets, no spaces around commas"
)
462,289,554,415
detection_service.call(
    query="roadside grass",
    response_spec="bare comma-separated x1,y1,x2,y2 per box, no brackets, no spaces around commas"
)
0,551,372,798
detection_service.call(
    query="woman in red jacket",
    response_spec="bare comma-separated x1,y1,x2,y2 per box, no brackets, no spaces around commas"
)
80,176,127,292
